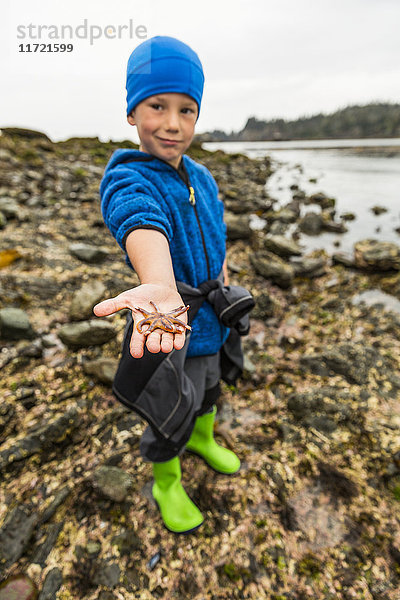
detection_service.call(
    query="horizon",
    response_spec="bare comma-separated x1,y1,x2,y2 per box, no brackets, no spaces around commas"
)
3,0,400,144
2,100,399,143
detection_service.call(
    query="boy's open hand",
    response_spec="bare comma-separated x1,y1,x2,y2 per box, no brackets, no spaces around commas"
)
93,284,189,359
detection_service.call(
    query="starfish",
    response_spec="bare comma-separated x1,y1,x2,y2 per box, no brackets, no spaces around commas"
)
133,301,192,336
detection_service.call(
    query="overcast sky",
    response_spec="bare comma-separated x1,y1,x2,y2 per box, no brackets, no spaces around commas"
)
2,0,400,142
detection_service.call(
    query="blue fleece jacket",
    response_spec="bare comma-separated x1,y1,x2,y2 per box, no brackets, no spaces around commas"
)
99,149,230,357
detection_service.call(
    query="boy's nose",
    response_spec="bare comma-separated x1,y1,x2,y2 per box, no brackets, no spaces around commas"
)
165,111,180,131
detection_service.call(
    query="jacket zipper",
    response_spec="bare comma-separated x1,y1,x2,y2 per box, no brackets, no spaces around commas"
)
186,184,211,280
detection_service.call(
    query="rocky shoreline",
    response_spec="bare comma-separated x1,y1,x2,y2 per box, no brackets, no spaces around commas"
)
1,128,400,600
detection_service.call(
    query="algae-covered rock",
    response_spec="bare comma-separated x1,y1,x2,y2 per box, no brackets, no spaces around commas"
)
91,465,133,502
354,239,400,271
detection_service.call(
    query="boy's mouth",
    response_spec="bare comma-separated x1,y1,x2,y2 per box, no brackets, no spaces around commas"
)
157,137,181,146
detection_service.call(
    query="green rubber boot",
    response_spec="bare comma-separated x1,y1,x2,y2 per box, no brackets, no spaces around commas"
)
185,405,241,474
152,456,204,534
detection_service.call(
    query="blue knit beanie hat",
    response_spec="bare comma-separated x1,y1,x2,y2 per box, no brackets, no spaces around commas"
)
126,36,204,119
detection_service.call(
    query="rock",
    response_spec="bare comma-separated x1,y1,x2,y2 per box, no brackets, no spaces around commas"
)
57,319,117,348
69,280,106,321
0,198,21,219
267,208,298,224
0,408,79,471
15,387,37,410
0,574,38,600
341,212,356,221
284,485,347,548
298,212,324,235
243,353,257,375
111,529,141,555
332,252,355,267
91,466,133,502
0,211,6,229
0,275,62,300
300,342,383,385
292,257,326,278
263,234,302,258
371,205,388,215
0,307,35,340
37,568,62,600
268,220,289,235
287,386,352,434
321,214,348,233
0,506,39,573
0,401,16,435
39,486,71,524
91,560,121,588
224,212,252,240
307,192,336,209
283,199,301,217
354,239,400,271
31,523,63,567
250,251,294,289
83,357,118,385
251,290,275,319
69,243,108,264
292,190,306,202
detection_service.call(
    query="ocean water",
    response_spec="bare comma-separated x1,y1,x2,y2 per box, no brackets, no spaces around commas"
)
203,139,400,255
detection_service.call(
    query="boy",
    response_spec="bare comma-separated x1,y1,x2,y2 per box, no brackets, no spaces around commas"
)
94,36,253,534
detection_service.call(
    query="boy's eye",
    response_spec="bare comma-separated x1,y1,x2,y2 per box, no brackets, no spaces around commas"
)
150,103,163,110
181,107,195,114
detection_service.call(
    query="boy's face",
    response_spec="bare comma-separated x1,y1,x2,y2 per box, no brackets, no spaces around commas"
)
127,93,198,169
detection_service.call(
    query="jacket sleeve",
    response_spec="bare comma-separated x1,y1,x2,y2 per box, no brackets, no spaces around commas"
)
100,167,174,251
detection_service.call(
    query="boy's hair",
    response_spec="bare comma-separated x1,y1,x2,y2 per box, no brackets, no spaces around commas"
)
126,36,204,119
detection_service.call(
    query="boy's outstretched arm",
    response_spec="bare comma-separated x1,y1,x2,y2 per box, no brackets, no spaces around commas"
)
93,229,187,359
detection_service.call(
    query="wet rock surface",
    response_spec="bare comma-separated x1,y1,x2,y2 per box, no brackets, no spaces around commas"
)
1,130,400,599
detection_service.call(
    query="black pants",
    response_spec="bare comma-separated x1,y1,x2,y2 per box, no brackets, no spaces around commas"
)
112,312,221,462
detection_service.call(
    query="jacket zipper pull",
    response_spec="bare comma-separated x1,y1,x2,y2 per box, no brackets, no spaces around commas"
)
188,186,196,205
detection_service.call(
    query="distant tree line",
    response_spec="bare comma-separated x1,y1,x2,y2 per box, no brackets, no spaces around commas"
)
196,103,400,142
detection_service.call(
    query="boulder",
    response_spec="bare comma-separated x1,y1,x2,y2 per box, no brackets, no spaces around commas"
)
0,308,35,340
83,357,118,385
69,280,106,321
292,257,326,278
224,212,252,240
57,319,117,348
264,234,302,258
298,212,324,235
250,251,294,289
354,239,400,271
